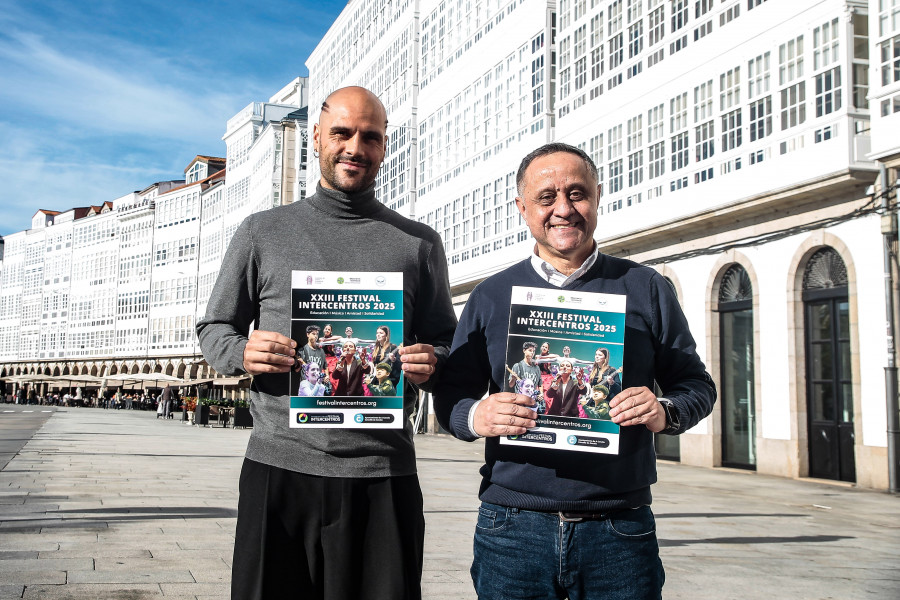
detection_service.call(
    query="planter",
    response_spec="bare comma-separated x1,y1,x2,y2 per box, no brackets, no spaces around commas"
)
233,406,253,428
186,410,194,425
194,404,210,426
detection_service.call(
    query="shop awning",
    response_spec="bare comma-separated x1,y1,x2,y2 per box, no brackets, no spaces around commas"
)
209,376,251,386
102,373,185,387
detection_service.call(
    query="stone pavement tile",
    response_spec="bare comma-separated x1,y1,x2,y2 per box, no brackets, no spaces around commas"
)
0,476,39,485
0,585,24,600
420,592,476,600
188,569,230,584
422,590,477,599
69,504,169,514
29,501,101,512
97,558,227,572
21,494,73,500
0,488,42,496
216,520,237,532
41,485,118,494
159,531,235,543
422,555,471,572
39,546,152,559
0,503,62,515
95,533,186,544
0,536,58,551
67,569,195,584
864,558,900,571
0,569,66,585
100,498,200,508
3,520,108,532
148,550,232,563
0,551,37,559
0,490,37,496
173,541,235,552
422,578,476,600
422,570,471,585
61,539,182,551
0,557,92,572
108,523,230,535
157,520,237,533
22,583,162,599
820,566,900,584
159,582,229,596
664,562,893,600
102,525,165,536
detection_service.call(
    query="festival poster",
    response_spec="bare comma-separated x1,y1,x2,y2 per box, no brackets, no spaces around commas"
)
500,286,625,454
289,271,404,429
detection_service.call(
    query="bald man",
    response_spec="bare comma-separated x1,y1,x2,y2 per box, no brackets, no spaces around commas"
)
198,86,457,600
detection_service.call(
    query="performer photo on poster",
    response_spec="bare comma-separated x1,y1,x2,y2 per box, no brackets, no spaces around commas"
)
502,286,625,454
289,271,404,429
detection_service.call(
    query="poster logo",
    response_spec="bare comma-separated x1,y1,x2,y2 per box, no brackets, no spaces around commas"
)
337,277,345,284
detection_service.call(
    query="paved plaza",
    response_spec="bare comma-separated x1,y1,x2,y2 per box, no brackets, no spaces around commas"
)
0,405,897,599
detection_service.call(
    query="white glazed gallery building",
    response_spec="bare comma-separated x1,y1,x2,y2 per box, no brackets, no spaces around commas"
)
307,0,900,490
0,80,310,397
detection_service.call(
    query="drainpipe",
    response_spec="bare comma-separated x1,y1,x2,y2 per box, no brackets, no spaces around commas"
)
880,162,900,494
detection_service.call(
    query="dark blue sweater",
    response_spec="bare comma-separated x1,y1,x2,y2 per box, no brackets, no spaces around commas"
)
434,255,716,511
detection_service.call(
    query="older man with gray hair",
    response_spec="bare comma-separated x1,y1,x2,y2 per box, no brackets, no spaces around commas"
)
434,142,716,600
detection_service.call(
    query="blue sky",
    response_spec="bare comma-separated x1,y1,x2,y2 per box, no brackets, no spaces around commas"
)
0,0,347,237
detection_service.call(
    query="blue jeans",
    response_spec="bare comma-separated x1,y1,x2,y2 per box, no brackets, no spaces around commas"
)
471,502,664,600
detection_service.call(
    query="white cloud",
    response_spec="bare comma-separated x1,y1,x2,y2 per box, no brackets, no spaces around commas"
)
0,122,183,236
0,30,246,142
0,155,172,236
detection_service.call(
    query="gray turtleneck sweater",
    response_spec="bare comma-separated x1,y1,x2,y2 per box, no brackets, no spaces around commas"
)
197,184,457,478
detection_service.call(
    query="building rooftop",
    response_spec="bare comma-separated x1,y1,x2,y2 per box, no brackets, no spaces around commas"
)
165,167,227,195
184,155,226,174
284,107,308,121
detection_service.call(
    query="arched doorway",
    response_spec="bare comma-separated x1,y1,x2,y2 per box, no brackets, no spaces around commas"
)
719,264,756,469
803,248,854,482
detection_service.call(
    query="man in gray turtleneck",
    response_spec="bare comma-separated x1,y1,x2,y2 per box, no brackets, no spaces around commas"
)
197,86,456,600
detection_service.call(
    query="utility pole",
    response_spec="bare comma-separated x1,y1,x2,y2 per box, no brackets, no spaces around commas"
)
879,162,899,494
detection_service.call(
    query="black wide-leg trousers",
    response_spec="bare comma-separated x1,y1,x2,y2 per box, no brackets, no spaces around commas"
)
231,458,425,600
